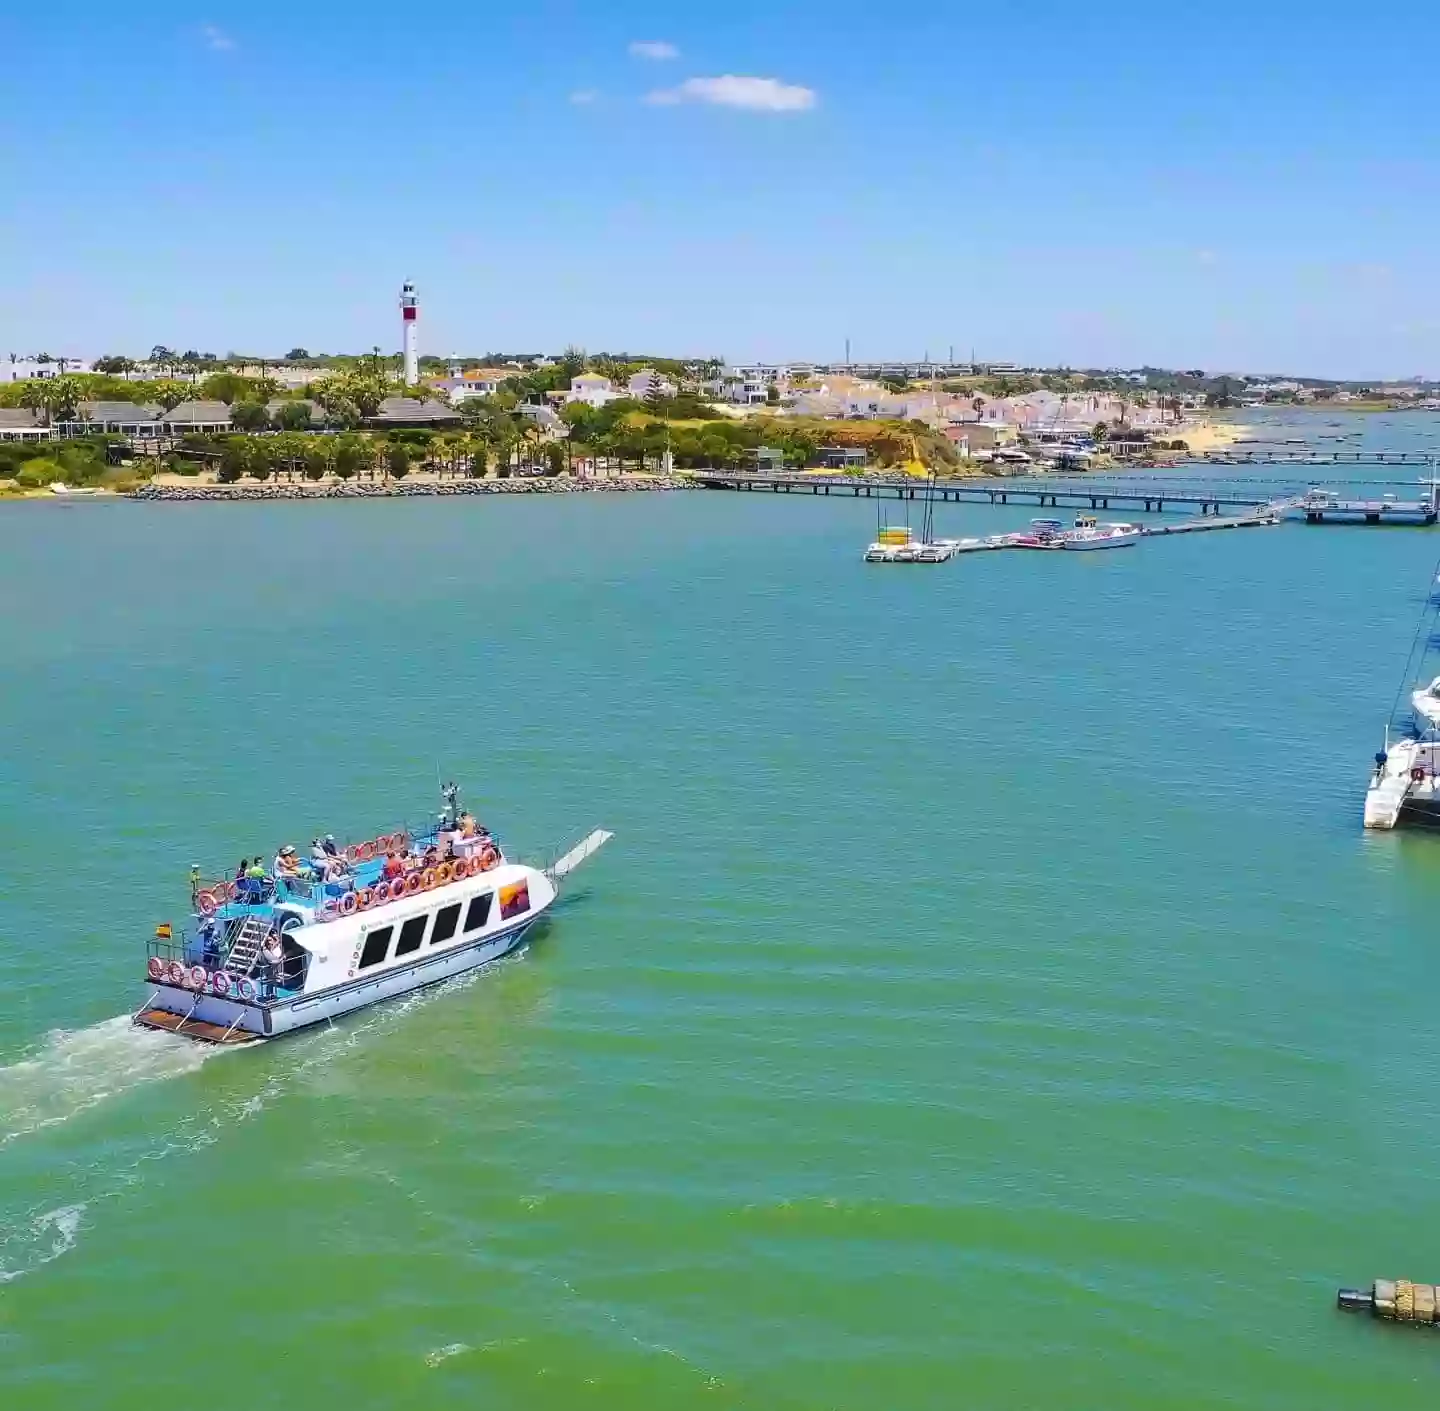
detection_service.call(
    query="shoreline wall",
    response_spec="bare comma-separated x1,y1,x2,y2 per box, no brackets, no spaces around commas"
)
130,476,701,501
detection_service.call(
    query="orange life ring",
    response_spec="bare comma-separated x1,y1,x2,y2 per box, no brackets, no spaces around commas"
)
466,854,481,877
347,844,364,863
221,880,238,901
421,868,437,890
198,889,217,915
187,965,208,991
376,833,394,852
436,862,453,884
321,899,339,919
358,841,375,862
339,892,357,915
356,887,373,910
479,846,499,871
393,831,409,852
147,956,165,981
404,873,421,896
166,960,186,986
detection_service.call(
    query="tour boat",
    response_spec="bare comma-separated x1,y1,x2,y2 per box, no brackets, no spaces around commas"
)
1062,520,1142,551
135,786,612,1044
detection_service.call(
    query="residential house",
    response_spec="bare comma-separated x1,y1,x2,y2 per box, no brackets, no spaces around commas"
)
68,401,161,437
436,367,510,405
1,356,93,382
365,397,463,429
0,409,53,442
162,401,233,433
565,373,621,408
627,367,678,401
517,404,566,437
815,446,868,470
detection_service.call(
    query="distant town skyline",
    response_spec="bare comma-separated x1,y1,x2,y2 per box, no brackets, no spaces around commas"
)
4,1,1438,379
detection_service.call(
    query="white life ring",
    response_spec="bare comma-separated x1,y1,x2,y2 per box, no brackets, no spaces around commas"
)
211,971,231,996
187,965,207,991
165,960,186,987
147,956,165,981
238,978,258,1002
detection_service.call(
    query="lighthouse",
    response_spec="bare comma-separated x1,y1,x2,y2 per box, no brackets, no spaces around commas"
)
399,280,419,385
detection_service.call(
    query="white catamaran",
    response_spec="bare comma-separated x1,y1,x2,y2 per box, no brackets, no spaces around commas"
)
136,785,611,1043
1364,571,1440,829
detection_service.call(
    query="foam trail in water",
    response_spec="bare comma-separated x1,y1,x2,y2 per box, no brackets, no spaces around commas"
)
0,1015,217,1148
0,1204,87,1285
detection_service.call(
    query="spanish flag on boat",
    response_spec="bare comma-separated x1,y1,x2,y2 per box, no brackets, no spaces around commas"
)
154,923,172,940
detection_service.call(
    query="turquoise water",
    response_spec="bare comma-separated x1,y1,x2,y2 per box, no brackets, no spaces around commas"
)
6,424,1440,1407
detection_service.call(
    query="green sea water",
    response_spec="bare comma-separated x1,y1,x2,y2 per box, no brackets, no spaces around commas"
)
6,414,1440,1408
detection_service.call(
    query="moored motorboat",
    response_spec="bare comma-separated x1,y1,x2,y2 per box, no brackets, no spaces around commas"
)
1062,521,1142,550
135,785,611,1043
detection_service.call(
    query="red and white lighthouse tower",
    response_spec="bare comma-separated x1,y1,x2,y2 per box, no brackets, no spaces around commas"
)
400,280,419,385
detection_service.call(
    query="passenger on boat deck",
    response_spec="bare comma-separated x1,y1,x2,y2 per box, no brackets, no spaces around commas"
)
310,839,328,868
242,858,268,900
422,844,440,869
322,834,339,858
383,851,404,880
458,812,476,838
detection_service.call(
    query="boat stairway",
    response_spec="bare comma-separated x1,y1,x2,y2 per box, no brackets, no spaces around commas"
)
223,915,271,980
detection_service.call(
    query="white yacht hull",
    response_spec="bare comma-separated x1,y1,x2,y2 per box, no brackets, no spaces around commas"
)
1364,738,1440,829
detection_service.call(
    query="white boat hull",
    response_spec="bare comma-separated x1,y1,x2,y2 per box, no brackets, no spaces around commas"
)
1062,529,1141,551
138,861,559,1040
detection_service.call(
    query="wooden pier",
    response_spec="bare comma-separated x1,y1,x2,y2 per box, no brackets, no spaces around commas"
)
695,471,1439,527
695,471,1265,515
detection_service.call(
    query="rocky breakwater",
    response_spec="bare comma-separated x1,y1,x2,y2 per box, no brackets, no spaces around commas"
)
130,475,701,502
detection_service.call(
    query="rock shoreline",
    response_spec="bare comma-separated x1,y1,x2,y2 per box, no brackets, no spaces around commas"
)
129,475,701,501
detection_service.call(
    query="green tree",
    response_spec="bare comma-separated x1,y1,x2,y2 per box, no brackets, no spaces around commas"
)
275,400,315,432
386,443,411,479
333,435,369,481
152,381,189,412
217,438,250,482
93,355,136,376
304,438,334,482
285,348,310,361
544,442,566,476
231,401,270,432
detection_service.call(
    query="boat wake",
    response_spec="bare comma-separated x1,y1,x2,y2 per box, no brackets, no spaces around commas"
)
0,1015,219,1150
0,1204,86,1286
0,952,530,1283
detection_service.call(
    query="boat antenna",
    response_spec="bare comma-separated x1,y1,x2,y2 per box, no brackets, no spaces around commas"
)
1386,542,1440,727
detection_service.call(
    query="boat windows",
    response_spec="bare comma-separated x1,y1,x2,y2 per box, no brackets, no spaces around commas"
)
395,913,428,958
464,893,493,933
358,926,392,970
430,902,461,947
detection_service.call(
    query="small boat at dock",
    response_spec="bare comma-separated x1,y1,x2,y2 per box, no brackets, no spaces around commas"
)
135,785,612,1043
1062,516,1142,551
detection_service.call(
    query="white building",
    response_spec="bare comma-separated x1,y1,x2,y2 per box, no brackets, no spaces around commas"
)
565,373,621,408
627,367,678,401
2,356,93,382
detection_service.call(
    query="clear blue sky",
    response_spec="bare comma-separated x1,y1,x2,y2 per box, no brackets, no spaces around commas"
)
3,1,1437,376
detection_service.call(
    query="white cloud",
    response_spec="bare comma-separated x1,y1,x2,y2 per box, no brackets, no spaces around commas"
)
629,40,679,61
646,75,817,112
199,24,235,52
569,89,600,105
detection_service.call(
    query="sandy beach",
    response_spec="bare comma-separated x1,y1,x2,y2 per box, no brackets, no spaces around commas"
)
1174,416,1254,454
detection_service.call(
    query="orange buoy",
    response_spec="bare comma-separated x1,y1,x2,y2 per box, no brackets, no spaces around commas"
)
421,868,437,890
404,873,421,896
436,862,453,885
356,887,373,911
198,889,218,915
